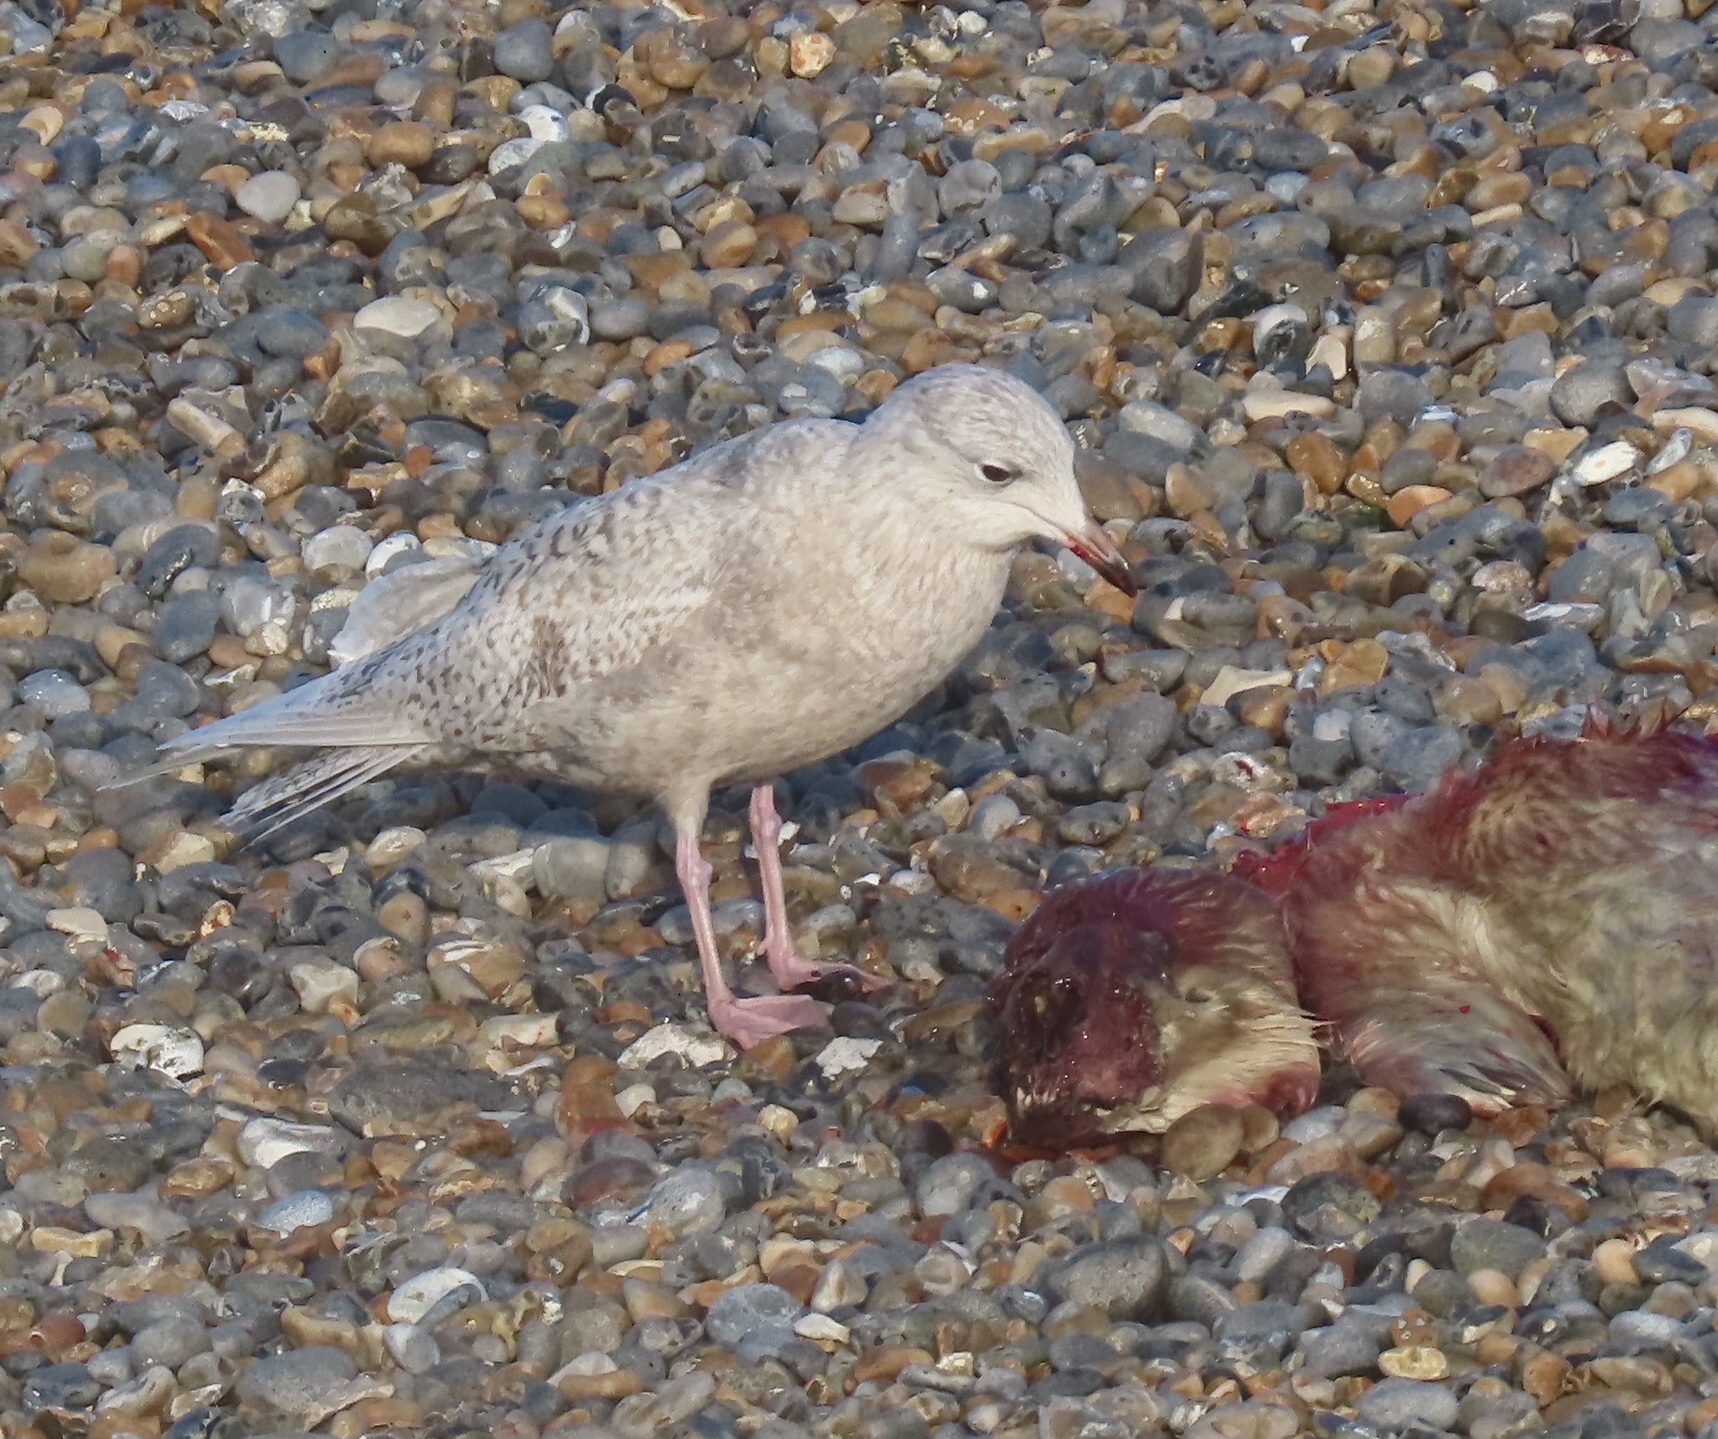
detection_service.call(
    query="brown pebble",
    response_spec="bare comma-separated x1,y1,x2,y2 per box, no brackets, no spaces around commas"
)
851,1345,932,1383
17,532,114,604
556,1370,645,1401
1519,1347,1571,1405
368,120,435,169
1466,1268,1520,1308
1379,1346,1449,1380
1479,1161,1589,1221
1385,485,1453,528
1318,638,1390,694
1160,1104,1246,1181
1286,431,1347,494
1479,446,1556,499
184,211,254,269
1592,1238,1639,1287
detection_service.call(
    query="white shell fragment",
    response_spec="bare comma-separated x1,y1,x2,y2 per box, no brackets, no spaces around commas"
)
109,1023,204,1079
815,1036,884,1080
388,1266,487,1323
618,1022,734,1070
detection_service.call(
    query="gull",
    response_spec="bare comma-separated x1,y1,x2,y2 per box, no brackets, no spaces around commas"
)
149,364,1134,1047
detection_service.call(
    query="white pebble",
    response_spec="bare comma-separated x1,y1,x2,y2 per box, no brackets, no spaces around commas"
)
234,170,300,224
301,526,374,574
968,794,1022,840
487,136,544,174
257,1189,337,1233
1281,1105,1346,1142
366,826,427,866
354,296,440,339
365,531,422,577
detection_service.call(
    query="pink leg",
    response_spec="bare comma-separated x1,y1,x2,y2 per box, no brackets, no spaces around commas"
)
749,783,885,993
675,828,829,1049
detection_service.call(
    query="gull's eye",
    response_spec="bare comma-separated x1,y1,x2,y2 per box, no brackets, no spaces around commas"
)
981,462,1018,484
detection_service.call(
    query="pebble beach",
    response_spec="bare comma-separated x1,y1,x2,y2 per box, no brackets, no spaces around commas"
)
2,0,1718,1434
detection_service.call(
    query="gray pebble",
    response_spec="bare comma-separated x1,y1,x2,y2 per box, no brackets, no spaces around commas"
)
705,1283,802,1346
493,17,554,81
1358,1377,1460,1431
1044,1236,1174,1321
1449,1220,1545,1280
235,1346,356,1417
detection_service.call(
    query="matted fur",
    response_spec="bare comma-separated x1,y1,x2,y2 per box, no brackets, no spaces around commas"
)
1264,725,1718,1131
992,867,1319,1144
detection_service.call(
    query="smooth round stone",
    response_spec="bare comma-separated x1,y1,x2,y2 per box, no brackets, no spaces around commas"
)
533,835,612,904
60,231,121,282
255,308,327,358
368,120,434,168
235,170,300,223
493,17,554,82
1233,1227,1298,1284
23,1365,100,1414
488,136,545,175
84,1192,188,1245
20,668,91,717
131,1316,210,1370
1265,171,1311,203
589,298,651,341
1449,1220,1546,1279
704,1283,802,1345
1551,361,1630,427
302,526,374,573
938,158,1001,213
1299,1320,1383,1378
257,1189,336,1233
1381,725,1464,791
373,66,424,107
1160,1104,1246,1181
152,593,219,663
1044,1237,1174,1320
1358,1378,1459,1431
354,296,439,338
1398,1094,1474,1136
916,1152,998,1216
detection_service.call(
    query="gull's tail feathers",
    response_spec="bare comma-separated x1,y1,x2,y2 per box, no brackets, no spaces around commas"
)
222,744,430,843
107,648,442,800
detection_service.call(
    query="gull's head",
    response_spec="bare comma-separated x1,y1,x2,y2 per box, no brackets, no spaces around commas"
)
867,364,1135,594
